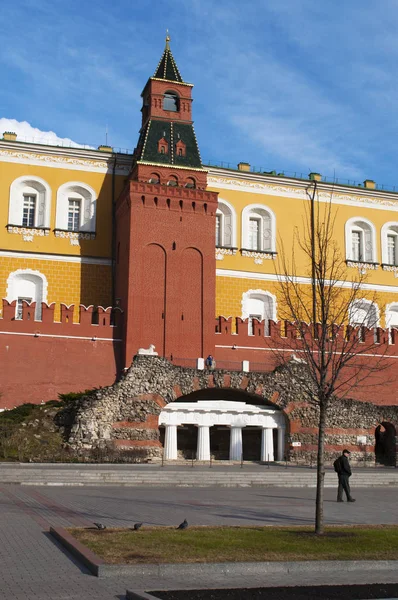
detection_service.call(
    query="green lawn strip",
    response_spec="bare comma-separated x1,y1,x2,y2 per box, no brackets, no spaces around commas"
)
69,525,398,565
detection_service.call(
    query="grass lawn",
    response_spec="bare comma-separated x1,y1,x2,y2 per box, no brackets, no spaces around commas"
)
69,525,398,564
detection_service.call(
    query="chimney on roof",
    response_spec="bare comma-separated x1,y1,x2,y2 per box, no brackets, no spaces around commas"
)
364,179,376,189
309,172,322,182
2,131,17,141
238,162,250,172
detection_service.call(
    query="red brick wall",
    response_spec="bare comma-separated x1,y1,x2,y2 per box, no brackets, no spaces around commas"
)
0,301,122,409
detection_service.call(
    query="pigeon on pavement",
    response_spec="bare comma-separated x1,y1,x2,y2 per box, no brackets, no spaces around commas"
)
133,522,143,531
93,522,106,530
177,519,188,530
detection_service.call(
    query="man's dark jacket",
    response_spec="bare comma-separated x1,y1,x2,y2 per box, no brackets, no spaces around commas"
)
339,455,351,477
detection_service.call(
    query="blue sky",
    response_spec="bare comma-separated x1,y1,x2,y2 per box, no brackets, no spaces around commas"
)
2,0,398,186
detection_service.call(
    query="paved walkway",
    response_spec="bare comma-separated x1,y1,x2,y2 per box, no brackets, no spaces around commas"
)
0,484,398,599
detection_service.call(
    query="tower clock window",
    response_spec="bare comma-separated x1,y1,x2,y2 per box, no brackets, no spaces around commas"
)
163,91,179,112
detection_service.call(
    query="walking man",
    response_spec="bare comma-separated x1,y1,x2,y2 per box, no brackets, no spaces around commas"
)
336,449,356,503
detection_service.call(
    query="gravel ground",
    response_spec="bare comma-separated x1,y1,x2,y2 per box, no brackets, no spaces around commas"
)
151,583,398,599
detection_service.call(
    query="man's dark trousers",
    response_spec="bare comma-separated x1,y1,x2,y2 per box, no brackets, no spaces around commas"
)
337,473,353,501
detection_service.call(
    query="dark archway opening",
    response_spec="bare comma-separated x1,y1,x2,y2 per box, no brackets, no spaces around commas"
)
172,387,283,409
375,422,396,466
210,426,230,460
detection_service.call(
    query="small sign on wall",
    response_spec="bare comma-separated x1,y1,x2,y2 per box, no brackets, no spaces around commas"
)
291,441,301,447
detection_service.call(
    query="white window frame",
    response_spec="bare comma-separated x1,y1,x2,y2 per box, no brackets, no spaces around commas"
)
8,176,51,228
6,269,48,321
242,204,276,252
241,289,277,336
386,303,398,341
216,199,237,248
56,182,97,232
381,222,398,266
67,197,82,232
349,298,380,329
345,217,377,263
22,194,37,228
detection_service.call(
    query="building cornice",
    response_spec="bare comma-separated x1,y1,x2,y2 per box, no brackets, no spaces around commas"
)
0,140,133,175
208,168,398,211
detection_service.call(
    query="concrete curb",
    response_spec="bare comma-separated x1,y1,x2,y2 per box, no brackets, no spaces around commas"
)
50,526,398,580
126,592,159,600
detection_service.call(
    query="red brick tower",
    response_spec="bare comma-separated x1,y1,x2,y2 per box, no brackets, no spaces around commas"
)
116,35,218,367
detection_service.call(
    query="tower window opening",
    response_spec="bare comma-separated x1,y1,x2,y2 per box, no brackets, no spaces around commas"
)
163,91,179,112
185,178,196,189
167,176,178,187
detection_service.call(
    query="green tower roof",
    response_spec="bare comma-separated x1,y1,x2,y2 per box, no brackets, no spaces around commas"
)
153,33,184,83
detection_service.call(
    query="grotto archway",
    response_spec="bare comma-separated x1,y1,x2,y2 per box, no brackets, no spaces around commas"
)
158,387,288,462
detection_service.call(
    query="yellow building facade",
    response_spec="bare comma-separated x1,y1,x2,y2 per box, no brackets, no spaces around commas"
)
1,134,398,329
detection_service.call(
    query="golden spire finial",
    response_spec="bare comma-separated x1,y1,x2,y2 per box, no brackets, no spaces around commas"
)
165,29,170,50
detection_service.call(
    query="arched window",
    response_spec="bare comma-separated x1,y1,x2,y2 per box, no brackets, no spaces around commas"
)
185,177,196,189
386,303,398,333
55,182,97,232
167,175,178,187
163,91,179,112
6,269,48,320
242,204,276,252
349,299,379,340
148,173,161,184
345,218,377,263
242,290,277,336
216,200,236,248
8,176,51,228
381,222,398,266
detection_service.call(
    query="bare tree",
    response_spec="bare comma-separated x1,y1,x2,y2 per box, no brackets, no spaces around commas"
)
275,181,391,534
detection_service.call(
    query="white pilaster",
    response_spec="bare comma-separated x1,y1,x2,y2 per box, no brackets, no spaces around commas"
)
229,426,243,461
277,427,285,461
164,424,178,460
196,425,211,460
261,427,274,462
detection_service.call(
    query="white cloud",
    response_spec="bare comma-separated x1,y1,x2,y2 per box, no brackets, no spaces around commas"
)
0,118,93,148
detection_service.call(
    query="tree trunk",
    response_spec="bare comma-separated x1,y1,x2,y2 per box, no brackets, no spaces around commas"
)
315,400,327,534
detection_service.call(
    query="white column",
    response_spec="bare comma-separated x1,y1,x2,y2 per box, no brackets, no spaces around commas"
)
196,425,211,460
164,424,178,460
229,426,243,461
277,427,285,461
261,427,274,462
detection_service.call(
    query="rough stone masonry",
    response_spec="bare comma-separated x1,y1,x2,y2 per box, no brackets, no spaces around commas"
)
65,356,398,464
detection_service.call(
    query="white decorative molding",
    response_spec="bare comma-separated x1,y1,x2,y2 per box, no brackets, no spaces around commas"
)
54,230,96,246
207,174,398,212
241,289,277,323
7,225,50,242
241,250,276,264
0,146,131,174
215,247,237,261
382,264,398,277
346,261,379,274
0,249,111,266
216,268,398,294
